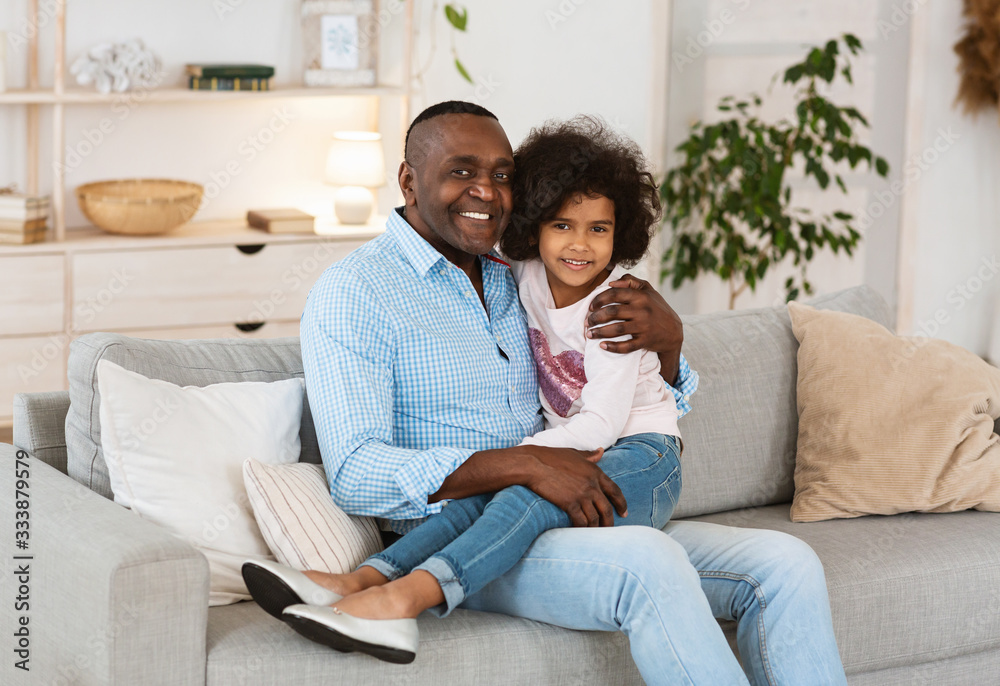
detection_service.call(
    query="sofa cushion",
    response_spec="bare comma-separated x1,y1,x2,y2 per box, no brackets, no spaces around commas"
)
206,601,642,685
788,301,1000,522
690,504,1000,674
243,459,383,573
67,333,322,500
673,285,893,519
97,360,305,605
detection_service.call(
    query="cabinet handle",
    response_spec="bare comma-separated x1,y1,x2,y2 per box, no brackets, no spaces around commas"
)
236,244,266,255
235,322,265,333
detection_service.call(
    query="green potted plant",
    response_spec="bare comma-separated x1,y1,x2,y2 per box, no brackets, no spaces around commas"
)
660,34,890,308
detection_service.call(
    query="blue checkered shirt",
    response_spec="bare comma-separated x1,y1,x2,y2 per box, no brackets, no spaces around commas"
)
301,209,699,533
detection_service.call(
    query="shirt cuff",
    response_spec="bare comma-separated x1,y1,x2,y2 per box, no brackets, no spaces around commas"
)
669,353,699,419
392,447,474,517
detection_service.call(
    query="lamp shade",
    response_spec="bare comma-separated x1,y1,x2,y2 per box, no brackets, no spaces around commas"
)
325,131,386,187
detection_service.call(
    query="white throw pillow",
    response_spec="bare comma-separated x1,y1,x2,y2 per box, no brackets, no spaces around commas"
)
243,459,383,573
97,359,304,606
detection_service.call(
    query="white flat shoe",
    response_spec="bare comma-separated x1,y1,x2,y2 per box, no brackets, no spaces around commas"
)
282,603,419,664
241,560,343,620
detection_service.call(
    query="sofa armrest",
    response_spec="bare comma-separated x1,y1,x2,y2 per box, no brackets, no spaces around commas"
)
13,391,70,474
0,443,209,686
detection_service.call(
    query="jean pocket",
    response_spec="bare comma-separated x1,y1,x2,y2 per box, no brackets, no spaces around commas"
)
650,462,682,529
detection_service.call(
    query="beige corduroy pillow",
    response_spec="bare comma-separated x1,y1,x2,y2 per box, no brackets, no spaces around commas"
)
788,301,1000,522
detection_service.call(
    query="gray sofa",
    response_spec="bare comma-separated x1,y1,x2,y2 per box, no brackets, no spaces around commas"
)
3,284,1000,685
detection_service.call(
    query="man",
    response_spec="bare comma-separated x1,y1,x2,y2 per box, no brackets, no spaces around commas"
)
289,101,846,685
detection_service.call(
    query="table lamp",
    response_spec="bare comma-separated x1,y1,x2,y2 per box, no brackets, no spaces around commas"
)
325,131,386,225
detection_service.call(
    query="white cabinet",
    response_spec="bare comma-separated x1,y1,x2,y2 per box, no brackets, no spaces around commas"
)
71,240,363,332
0,336,68,420
0,220,383,425
0,255,65,336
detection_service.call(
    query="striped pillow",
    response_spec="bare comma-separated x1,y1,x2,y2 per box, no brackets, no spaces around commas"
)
242,459,383,573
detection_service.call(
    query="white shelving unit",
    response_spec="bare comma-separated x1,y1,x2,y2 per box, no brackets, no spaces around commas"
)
0,0,414,427
11,0,414,241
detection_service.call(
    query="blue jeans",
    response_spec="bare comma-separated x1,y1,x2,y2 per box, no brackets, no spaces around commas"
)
364,433,682,614
462,522,847,686
366,433,847,685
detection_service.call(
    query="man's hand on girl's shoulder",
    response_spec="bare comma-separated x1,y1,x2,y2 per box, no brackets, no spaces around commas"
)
587,274,683,372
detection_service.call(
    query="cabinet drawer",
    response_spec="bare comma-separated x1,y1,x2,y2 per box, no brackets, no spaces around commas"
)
0,335,68,419
0,255,65,336
118,320,302,341
71,240,361,332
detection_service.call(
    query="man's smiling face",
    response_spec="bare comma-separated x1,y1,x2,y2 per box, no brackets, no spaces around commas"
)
399,113,515,266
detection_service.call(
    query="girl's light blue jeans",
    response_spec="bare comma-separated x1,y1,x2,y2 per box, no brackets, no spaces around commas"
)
362,432,682,614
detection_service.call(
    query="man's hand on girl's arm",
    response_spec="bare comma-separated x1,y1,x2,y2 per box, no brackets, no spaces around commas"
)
428,445,627,528
587,274,683,386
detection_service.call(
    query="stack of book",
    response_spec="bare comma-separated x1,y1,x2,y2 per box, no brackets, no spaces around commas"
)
185,64,274,91
247,208,315,234
0,193,50,244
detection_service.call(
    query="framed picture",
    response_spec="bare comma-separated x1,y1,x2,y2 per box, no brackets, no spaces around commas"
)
302,0,378,87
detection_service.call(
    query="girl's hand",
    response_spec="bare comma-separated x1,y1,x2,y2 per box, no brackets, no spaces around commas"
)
587,274,683,385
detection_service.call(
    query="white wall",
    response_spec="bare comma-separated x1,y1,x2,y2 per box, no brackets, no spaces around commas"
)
411,1,656,158
902,0,1000,357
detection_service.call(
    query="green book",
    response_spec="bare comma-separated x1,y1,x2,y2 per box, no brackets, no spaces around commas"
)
189,76,271,91
185,63,275,78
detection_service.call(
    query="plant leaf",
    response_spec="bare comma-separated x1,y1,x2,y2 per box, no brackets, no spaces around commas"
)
875,157,890,177
454,57,473,83
444,4,468,31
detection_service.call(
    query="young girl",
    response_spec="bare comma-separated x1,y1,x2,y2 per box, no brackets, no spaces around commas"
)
246,116,684,664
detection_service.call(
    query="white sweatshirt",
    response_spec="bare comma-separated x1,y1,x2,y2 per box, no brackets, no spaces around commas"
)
510,259,681,451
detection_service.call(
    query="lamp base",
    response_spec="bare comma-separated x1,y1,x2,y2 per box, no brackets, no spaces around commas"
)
334,186,374,225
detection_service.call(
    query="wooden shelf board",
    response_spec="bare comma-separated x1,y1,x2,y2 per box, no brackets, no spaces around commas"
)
0,86,405,104
0,216,385,254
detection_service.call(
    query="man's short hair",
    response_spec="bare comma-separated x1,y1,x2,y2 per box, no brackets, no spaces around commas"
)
404,100,499,162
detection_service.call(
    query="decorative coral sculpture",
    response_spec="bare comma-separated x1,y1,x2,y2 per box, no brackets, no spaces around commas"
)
70,38,162,95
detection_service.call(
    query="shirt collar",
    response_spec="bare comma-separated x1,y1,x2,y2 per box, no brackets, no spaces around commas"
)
386,207,510,278
386,207,447,277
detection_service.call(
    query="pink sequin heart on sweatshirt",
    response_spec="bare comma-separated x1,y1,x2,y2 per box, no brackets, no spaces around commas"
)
528,328,586,417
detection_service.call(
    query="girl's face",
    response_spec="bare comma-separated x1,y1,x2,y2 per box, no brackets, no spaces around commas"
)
537,193,615,307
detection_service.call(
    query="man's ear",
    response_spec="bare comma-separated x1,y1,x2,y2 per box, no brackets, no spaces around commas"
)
398,160,417,207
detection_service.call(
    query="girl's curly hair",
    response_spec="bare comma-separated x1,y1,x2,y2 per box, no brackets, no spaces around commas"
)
500,116,661,268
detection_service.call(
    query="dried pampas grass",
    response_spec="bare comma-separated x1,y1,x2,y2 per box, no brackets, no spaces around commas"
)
955,0,1000,114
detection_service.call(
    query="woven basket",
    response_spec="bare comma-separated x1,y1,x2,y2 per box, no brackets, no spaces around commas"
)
76,179,204,235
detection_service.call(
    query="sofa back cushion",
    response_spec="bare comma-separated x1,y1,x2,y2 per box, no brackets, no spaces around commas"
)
66,333,322,500
672,285,893,519
67,286,892,511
